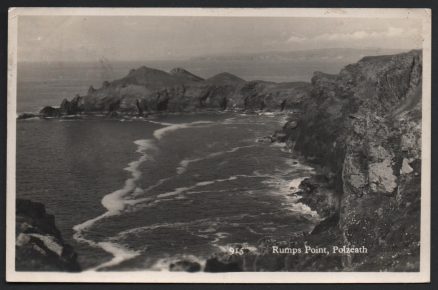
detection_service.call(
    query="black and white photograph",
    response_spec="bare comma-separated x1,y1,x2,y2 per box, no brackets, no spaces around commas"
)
6,8,431,283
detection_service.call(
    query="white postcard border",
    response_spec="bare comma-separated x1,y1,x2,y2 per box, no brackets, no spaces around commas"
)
6,7,431,283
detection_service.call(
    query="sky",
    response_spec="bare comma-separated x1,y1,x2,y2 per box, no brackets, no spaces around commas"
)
17,15,423,62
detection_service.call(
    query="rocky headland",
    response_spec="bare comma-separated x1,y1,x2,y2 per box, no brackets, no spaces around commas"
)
19,66,311,119
17,49,422,272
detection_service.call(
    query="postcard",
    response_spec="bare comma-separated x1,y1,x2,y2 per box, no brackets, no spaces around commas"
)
7,7,431,283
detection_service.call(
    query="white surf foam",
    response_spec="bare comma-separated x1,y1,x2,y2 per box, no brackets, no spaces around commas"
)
176,145,257,175
283,177,320,219
101,139,157,213
72,120,221,270
72,138,157,270
156,176,238,199
146,120,174,126
150,255,206,272
286,202,319,219
153,121,213,140
88,241,140,271
288,177,308,194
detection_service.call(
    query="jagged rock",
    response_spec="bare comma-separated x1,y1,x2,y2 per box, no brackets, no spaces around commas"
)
272,131,287,142
401,158,414,174
256,136,274,143
311,212,339,235
60,95,84,115
204,255,242,272
52,66,310,114
17,113,37,120
15,199,81,272
169,260,201,272
88,85,96,94
39,106,61,118
295,176,338,218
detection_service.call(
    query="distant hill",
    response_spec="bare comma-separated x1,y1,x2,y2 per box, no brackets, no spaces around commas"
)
34,49,418,119
112,66,187,88
192,48,407,63
36,65,312,117
169,67,204,82
205,72,245,84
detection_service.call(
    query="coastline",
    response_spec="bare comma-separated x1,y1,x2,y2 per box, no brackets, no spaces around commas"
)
14,49,423,273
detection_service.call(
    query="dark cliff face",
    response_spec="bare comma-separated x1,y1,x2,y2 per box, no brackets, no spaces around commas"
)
283,50,422,271
15,199,81,272
37,67,311,117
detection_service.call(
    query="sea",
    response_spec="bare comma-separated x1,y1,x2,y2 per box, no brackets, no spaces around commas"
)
16,61,322,271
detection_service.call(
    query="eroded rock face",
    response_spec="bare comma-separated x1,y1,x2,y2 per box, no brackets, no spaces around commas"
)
169,260,201,272
54,67,311,116
39,106,61,118
60,95,84,115
285,50,422,271
15,199,81,272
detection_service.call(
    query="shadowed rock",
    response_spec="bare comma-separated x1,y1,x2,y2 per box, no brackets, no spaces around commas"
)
169,260,201,272
15,199,81,272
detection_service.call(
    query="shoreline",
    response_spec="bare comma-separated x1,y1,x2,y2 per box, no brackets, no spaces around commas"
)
14,49,423,273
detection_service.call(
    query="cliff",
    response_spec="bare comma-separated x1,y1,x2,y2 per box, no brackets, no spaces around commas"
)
297,49,422,271
15,199,81,272
32,67,311,118
203,50,422,272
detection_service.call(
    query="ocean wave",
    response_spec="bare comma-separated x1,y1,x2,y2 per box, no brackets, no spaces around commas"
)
153,120,214,140
70,115,319,270
176,144,257,175
72,120,221,270
257,158,320,219
146,120,174,126
101,139,157,212
117,213,255,238
285,202,319,219
88,241,140,271
154,174,269,201
72,138,157,270
288,177,308,194
156,176,239,199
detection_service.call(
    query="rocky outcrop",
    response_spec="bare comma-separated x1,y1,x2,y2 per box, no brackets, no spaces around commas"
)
39,106,62,118
169,260,201,272
36,67,311,118
284,50,422,271
15,199,81,272
60,95,84,115
38,95,84,118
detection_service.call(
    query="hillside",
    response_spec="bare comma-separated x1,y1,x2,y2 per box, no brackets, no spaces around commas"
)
193,48,406,63
36,66,312,117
